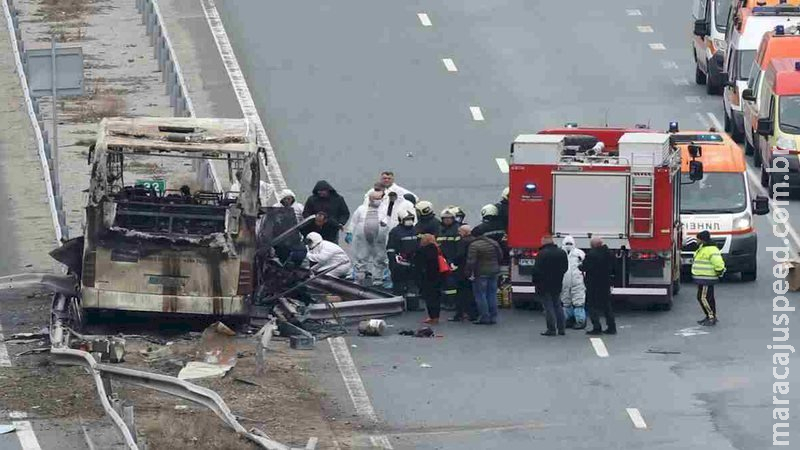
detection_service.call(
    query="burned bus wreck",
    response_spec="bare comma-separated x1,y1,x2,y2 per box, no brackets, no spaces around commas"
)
52,117,263,322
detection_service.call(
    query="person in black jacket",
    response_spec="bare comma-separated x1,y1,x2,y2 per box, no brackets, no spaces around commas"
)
449,225,478,322
438,208,461,310
472,204,508,265
532,235,568,336
302,180,350,242
582,237,617,335
414,201,439,237
387,211,421,309
300,211,340,244
414,234,444,324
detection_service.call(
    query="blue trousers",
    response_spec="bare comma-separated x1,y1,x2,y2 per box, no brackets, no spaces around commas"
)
472,276,498,323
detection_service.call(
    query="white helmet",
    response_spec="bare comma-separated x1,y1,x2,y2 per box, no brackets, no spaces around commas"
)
440,208,455,218
416,201,434,217
481,204,499,218
397,210,415,223
305,232,323,249
501,187,509,201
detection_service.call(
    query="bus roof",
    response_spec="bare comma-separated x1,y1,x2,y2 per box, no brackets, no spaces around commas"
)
674,131,746,173
767,57,800,94
97,117,257,156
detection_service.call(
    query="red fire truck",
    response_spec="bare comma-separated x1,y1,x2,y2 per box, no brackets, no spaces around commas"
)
508,126,685,310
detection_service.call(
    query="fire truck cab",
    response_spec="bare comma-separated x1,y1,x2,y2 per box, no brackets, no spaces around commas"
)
508,127,684,310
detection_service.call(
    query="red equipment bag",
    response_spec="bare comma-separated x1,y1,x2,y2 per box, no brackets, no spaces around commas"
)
436,246,451,275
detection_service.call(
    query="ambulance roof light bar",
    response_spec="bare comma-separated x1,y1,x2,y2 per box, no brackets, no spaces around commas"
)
753,6,800,16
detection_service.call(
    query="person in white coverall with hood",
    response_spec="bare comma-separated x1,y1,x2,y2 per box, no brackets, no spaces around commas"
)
304,232,352,278
272,189,304,224
561,235,587,329
346,190,391,285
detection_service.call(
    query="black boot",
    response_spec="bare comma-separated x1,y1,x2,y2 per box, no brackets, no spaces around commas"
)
586,328,602,336
603,328,617,335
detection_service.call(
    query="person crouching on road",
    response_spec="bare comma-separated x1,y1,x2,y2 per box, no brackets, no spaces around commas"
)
532,235,568,336
414,234,445,324
466,227,503,325
690,230,725,326
346,190,390,286
583,237,616,335
304,232,352,278
561,236,587,330
449,225,478,322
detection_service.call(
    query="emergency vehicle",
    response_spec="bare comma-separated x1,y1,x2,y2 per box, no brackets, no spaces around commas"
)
508,126,692,310
693,0,734,94
673,131,769,281
741,24,800,160
722,5,800,142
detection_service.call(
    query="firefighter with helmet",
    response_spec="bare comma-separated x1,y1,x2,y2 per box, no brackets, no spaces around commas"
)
472,204,509,266
387,210,422,310
438,208,461,310
687,230,725,326
447,205,467,225
415,201,440,236
496,187,509,229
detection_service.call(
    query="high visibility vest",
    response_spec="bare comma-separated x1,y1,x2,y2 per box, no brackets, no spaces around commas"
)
692,244,726,281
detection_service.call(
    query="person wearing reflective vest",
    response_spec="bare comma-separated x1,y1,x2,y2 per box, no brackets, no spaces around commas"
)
689,230,726,326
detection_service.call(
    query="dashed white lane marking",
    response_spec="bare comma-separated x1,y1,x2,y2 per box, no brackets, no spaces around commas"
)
649,43,666,50
328,338,393,448
637,25,654,33
417,12,432,27
470,106,485,121
590,338,609,358
695,112,711,129
685,96,701,104
626,9,642,16
10,415,41,450
442,58,458,72
626,408,648,429
672,78,690,86
661,60,678,70
495,158,509,173
0,323,12,367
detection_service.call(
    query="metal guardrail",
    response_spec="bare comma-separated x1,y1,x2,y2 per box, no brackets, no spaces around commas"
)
136,0,223,194
2,0,65,243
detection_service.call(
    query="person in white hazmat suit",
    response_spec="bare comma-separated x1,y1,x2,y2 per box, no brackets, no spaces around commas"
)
561,235,587,329
272,189,304,224
346,190,391,285
304,232,352,278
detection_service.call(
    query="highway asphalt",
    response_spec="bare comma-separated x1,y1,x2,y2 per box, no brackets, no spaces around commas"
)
70,0,794,448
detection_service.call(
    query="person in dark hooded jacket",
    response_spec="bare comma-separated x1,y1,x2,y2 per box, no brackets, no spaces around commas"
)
303,180,350,243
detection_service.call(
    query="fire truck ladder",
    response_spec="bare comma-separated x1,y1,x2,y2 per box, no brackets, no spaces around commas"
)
630,165,654,238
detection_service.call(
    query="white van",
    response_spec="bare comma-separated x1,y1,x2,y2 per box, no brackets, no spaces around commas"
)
693,0,734,94
723,11,800,142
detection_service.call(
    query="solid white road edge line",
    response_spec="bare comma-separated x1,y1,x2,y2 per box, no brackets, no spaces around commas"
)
328,338,394,449
0,323,11,367
626,408,648,429
589,338,609,358
470,106,485,121
12,420,42,450
417,12,432,27
496,158,509,173
442,58,458,72
707,112,800,251
706,112,723,130
626,9,642,16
